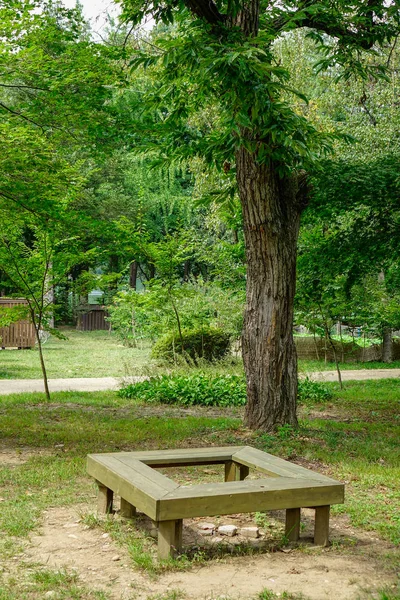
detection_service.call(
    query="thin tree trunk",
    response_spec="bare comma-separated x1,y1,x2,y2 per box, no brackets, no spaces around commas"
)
382,328,393,363
170,293,184,349
30,308,50,401
322,319,343,390
129,261,138,290
183,260,190,282
236,150,304,430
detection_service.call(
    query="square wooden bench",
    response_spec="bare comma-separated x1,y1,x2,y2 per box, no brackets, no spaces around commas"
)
87,446,344,559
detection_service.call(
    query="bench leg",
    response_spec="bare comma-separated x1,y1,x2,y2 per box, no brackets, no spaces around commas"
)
120,498,136,518
175,519,183,553
239,465,250,480
225,461,236,481
314,505,330,546
225,462,249,481
285,508,301,542
158,519,183,559
97,482,113,514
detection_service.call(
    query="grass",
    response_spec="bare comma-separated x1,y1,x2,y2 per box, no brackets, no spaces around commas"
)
0,381,399,598
0,329,151,379
0,567,111,599
1,328,399,380
299,359,400,371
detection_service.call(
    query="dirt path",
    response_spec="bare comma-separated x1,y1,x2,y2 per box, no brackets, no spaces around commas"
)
0,376,144,395
0,369,399,395
17,505,397,600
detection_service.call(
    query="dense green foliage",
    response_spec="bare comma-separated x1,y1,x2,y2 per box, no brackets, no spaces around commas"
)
151,327,231,362
119,374,333,406
297,377,334,404
119,373,246,406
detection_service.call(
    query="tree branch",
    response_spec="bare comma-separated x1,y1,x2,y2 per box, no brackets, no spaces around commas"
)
269,0,388,50
0,101,45,131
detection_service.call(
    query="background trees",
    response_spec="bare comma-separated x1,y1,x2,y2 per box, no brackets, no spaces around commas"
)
1,0,399,423
118,0,399,429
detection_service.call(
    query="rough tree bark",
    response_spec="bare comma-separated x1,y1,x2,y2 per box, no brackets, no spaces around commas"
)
230,0,306,430
236,147,306,429
382,327,393,363
129,260,138,290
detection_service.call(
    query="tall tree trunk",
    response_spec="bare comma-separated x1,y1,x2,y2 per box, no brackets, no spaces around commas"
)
236,149,305,431
382,327,393,363
129,260,138,290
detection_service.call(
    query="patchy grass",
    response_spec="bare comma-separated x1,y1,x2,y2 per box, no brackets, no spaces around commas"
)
0,329,151,379
0,566,110,599
0,381,399,598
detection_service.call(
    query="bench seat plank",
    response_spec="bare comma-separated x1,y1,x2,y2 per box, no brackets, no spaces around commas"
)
94,447,245,467
158,477,344,520
115,456,178,492
233,447,336,483
87,455,176,520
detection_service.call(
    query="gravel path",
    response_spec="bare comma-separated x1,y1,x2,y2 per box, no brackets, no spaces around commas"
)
0,369,399,396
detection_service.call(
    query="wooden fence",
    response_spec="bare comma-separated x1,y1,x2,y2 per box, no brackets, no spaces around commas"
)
77,305,110,332
295,336,400,362
0,298,36,349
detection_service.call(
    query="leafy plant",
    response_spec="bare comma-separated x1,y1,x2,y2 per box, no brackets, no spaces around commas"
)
151,327,231,363
297,377,334,404
118,373,247,407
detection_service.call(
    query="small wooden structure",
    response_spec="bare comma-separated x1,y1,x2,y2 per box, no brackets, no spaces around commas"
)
87,445,344,559
77,305,109,332
0,298,35,349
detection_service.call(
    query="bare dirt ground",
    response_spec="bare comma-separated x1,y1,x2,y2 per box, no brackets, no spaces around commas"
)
13,503,396,600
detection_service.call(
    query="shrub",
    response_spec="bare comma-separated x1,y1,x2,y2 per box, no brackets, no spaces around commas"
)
297,377,333,404
119,374,333,408
151,327,231,363
118,374,247,407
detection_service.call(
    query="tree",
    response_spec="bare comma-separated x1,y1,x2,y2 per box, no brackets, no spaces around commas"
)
0,213,88,400
119,0,399,429
298,154,400,365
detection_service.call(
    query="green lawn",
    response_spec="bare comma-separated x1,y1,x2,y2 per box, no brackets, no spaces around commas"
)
1,328,399,380
0,380,399,599
0,329,152,379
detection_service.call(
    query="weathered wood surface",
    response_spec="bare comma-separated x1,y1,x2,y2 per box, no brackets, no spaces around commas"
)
97,482,113,514
87,454,178,520
285,507,301,541
0,298,35,348
232,446,334,482
87,446,344,552
158,477,344,521
157,519,182,559
92,447,245,468
314,505,330,546
120,497,136,518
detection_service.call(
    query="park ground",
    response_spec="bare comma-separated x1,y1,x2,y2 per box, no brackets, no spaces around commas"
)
0,330,399,599
1,329,400,380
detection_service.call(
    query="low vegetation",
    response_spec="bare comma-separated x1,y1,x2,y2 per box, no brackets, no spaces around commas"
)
119,374,333,407
151,327,231,363
1,329,400,381
0,379,399,599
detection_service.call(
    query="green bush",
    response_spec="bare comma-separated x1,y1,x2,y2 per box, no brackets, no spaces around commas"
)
297,377,333,404
151,327,231,363
118,374,247,407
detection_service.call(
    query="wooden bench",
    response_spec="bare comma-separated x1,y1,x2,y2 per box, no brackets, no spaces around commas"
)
87,446,344,559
